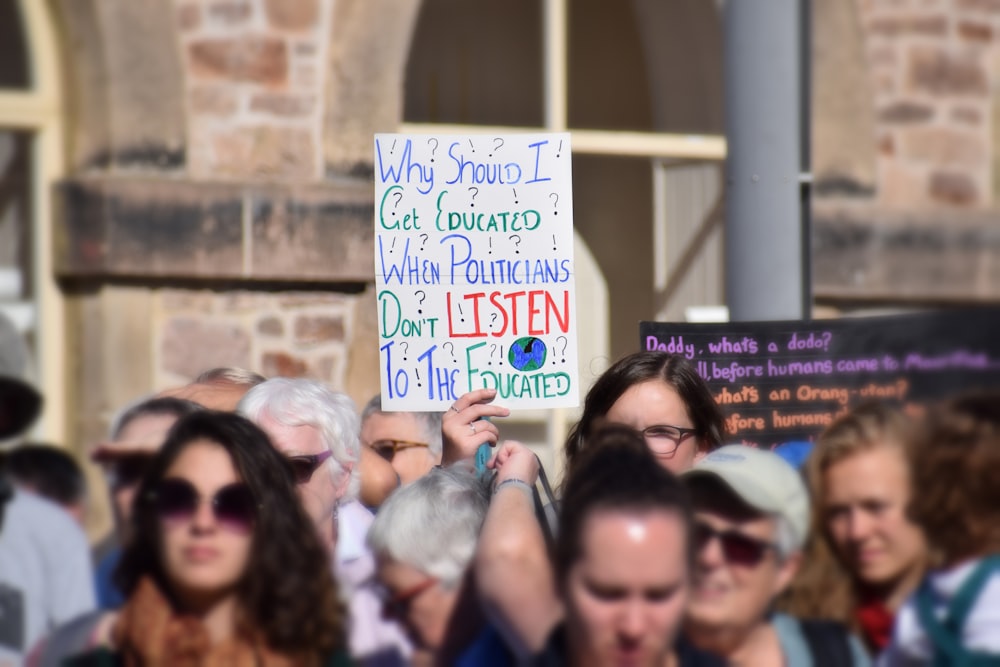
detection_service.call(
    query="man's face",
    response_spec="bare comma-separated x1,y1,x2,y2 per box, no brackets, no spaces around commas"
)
107,412,179,528
685,481,798,641
563,509,689,667
256,415,342,534
822,446,925,589
361,412,439,486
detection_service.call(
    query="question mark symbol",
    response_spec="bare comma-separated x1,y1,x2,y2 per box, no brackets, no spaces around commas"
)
392,190,403,216
822,331,832,352
489,343,497,365
549,192,559,216
490,137,504,157
490,312,499,328
414,290,426,314
443,342,456,362
427,138,439,162
468,186,479,207
419,233,429,251
556,335,568,363
509,234,521,254
896,378,909,399
400,341,409,360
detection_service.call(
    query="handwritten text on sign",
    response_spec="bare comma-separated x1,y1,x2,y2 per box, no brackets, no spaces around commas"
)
375,133,579,411
640,310,1000,449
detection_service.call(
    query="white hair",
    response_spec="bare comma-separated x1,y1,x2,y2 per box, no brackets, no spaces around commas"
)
772,513,801,561
237,378,361,502
360,394,444,456
367,464,490,587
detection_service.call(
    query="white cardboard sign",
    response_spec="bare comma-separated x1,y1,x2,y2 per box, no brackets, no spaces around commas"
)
373,132,579,410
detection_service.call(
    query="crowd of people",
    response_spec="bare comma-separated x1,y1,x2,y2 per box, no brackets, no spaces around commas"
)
1,311,1000,665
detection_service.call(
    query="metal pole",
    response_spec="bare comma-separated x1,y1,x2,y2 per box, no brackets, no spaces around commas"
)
724,0,804,321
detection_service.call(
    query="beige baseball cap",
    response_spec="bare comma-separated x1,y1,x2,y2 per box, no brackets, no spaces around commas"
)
682,444,811,549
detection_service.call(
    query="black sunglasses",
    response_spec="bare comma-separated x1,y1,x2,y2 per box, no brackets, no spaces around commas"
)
107,454,156,490
151,478,258,534
694,521,776,567
286,450,333,484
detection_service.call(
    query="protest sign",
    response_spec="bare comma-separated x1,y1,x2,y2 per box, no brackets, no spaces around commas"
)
640,308,1000,449
374,133,579,411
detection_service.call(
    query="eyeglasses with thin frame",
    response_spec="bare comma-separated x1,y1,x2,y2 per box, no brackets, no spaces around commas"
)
150,478,258,535
367,439,430,462
636,424,699,456
693,520,777,567
286,450,333,484
379,576,439,620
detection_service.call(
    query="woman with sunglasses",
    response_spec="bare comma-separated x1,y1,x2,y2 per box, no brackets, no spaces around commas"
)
65,410,348,667
681,445,871,667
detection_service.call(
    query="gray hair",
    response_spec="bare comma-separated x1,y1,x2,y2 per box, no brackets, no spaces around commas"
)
772,513,801,562
361,394,444,456
237,378,361,502
367,464,490,587
194,366,267,387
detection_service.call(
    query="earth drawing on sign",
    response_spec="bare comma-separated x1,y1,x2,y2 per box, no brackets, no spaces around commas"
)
509,337,547,371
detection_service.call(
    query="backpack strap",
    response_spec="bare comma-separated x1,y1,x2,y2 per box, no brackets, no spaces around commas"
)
799,619,854,667
915,557,1000,666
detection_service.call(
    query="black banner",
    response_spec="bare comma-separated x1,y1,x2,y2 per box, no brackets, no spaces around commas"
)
640,308,1000,449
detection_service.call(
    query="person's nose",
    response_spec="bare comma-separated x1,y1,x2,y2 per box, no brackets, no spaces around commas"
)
697,531,725,570
617,600,645,641
190,499,217,533
847,509,873,543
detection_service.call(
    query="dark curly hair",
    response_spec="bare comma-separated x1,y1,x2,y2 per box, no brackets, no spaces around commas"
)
116,410,345,658
555,425,695,583
565,351,724,469
909,391,1000,568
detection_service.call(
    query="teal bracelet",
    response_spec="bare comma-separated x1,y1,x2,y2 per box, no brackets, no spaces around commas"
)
493,478,534,496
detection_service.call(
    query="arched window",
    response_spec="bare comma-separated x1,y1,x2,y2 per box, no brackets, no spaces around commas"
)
0,0,66,441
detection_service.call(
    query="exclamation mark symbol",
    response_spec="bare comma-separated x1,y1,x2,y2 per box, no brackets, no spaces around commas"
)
513,188,518,204
556,140,563,158
552,235,557,251
458,303,465,322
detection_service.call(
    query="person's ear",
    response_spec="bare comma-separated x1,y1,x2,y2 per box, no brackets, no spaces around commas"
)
773,549,803,597
334,460,353,499
693,439,709,463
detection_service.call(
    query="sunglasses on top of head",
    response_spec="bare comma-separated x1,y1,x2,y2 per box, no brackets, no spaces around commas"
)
106,453,156,490
150,477,258,534
693,521,777,567
286,450,333,484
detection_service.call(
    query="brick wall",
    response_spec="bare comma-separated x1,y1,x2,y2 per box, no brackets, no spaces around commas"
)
156,287,366,394
177,0,329,181
856,0,996,208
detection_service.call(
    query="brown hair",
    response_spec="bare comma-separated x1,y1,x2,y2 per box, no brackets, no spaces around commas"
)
779,402,918,627
909,391,1000,568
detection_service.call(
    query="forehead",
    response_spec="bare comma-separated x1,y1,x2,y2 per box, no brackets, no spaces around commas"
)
165,439,240,487
576,509,689,575
822,446,910,500
116,412,179,446
256,414,325,455
363,412,424,439
604,380,691,428
687,477,766,521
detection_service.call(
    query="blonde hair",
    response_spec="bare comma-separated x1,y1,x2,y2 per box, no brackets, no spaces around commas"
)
779,402,919,627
